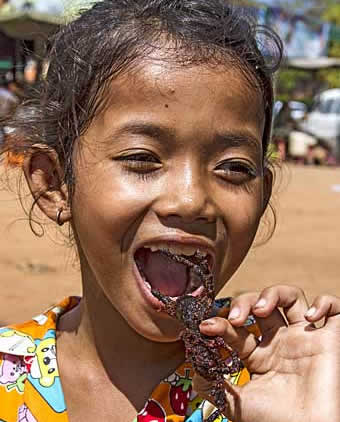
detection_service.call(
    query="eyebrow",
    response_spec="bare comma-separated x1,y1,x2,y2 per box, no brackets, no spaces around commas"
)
109,121,261,153
213,132,261,154
110,122,176,147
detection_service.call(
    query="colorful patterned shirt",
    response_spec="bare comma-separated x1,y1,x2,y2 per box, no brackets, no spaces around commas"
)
0,297,259,422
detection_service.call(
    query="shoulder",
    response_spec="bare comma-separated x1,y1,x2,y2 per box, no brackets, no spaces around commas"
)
0,297,79,361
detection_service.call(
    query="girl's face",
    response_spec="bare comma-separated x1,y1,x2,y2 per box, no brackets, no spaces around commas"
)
71,61,271,342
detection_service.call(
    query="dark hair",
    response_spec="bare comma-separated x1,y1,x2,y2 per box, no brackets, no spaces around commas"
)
3,0,283,219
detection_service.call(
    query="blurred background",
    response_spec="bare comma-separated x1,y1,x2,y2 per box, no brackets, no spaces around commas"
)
0,0,339,324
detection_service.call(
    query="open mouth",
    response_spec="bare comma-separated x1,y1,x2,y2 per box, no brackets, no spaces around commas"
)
134,244,213,300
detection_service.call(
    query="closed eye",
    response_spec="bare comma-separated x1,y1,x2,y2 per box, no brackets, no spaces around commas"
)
118,153,160,163
215,160,258,184
114,151,162,179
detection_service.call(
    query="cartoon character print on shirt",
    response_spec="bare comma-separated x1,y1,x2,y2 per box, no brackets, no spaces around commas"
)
0,329,36,356
27,329,67,413
0,329,37,394
30,336,58,387
0,353,27,393
185,406,204,422
137,399,166,422
201,400,229,422
165,369,193,416
186,391,203,418
185,399,229,422
18,404,38,422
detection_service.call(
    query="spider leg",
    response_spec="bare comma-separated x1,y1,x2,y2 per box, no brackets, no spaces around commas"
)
151,289,177,316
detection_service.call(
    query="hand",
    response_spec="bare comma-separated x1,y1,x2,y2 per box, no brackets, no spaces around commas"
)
194,285,340,422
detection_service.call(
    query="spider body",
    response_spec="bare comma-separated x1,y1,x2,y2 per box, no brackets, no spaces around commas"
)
152,259,241,419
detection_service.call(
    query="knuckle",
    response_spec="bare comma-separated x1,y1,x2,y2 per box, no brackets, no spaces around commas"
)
294,286,305,297
314,294,329,305
271,284,305,300
312,294,323,303
216,317,231,334
288,286,306,301
232,292,259,305
269,284,301,294
260,284,285,297
315,294,337,307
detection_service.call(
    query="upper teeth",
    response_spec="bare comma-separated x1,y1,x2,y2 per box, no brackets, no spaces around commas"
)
145,243,208,258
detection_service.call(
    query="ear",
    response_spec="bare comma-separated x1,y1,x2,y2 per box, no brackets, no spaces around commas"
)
262,167,273,215
23,146,71,225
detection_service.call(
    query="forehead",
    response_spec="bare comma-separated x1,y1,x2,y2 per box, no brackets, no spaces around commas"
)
93,60,265,146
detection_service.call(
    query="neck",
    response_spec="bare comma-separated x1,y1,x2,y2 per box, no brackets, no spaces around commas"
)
58,275,185,410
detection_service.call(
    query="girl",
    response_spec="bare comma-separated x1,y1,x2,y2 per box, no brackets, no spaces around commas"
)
0,1,339,421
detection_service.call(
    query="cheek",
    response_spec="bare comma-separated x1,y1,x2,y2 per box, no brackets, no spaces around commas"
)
216,187,264,287
71,165,154,263
231,192,263,235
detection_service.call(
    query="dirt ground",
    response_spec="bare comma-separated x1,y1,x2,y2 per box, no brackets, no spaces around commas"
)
0,164,339,325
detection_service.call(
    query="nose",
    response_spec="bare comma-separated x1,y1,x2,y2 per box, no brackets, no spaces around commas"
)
154,161,217,224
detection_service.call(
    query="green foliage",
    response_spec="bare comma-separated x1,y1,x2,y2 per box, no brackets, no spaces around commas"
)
320,3,340,88
323,3,340,24
276,69,314,100
318,69,340,88
328,41,340,57
322,2,340,53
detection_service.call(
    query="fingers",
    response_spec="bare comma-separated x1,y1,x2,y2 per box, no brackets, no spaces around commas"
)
200,287,340,367
200,317,259,361
228,286,340,328
227,291,287,335
226,285,309,327
250,284,309,325
305,294,340,323
226,292,259,327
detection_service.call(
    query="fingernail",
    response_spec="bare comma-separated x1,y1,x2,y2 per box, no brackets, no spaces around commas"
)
228,307,240,320
200,319,216,326
305,307,316,318
254,298,267,309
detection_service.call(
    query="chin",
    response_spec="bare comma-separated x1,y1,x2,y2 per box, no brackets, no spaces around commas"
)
129,313,184,343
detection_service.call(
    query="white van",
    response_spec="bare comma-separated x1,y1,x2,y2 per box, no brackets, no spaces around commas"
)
300,89,340,157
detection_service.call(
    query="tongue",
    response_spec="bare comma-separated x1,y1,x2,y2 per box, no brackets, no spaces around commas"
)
135,249,188,297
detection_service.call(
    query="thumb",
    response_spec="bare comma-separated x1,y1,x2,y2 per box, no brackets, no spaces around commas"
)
192,373,243,421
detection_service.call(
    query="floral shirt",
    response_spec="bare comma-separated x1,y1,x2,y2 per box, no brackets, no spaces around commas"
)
0,297,259,422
